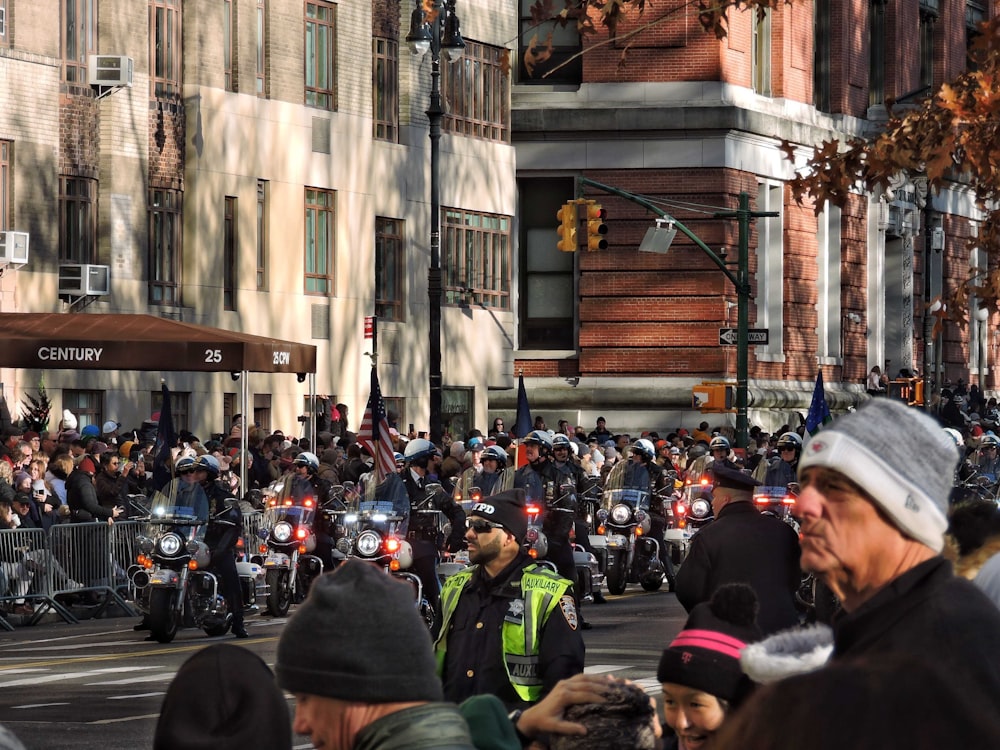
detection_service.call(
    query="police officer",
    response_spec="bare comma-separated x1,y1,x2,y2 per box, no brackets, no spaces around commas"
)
763,432,802,489
401,438,466,609
289,451,342,572
513,431,577,595
433,489,585,709
625,438,676,588
475,445,508,496
194,454,248,638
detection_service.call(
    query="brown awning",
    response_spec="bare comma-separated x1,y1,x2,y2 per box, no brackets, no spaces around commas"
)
0,313,317,374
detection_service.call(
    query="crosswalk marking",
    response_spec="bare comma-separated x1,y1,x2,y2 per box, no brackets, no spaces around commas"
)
86,673,175,686
12,702,70,710
0,666,160,689
107,692,165,701
584,664,630,674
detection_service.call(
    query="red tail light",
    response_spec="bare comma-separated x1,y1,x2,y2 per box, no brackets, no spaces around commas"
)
304,498,314,508
295,527,308,540
755,496,770,504
700,477,709,486
526,504,541,517
385,538,401,553
284,499,293,507
782,496,796,505
675,502,686,516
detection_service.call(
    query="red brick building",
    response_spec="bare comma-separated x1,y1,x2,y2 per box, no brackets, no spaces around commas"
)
504,0,995,437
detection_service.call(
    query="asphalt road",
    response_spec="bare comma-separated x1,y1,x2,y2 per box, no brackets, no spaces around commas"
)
0,585,687,750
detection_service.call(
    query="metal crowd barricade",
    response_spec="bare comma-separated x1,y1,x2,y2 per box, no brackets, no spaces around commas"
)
109,520,147,605
0,527,76,627
241,510,264,559
47,522,137,619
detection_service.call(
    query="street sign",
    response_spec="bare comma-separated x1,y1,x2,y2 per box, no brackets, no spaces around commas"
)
719,328,769,346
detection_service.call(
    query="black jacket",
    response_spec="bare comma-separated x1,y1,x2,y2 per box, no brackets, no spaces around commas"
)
675,500,801,635
832,556,1000,709
66,470,113,522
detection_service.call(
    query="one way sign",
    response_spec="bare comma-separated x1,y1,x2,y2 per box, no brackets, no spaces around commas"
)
719,328,769,346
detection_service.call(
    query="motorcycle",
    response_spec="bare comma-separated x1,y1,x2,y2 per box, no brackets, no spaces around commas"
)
753,484,800,531
132,493,265,643
254,482,327,617
596,463,666,595
335,473,436,629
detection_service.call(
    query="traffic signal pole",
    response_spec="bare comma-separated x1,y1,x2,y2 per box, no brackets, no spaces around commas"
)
577,177,776,449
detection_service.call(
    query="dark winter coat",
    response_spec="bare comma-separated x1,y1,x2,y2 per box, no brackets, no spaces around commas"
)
675,500,801,635
832,556,1000,710
66,469,114,522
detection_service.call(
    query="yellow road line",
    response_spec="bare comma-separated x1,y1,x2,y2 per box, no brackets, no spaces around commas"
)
0,636,279,672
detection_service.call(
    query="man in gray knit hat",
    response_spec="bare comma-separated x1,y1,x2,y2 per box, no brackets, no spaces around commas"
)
796,397,1000,708
275,560,476,750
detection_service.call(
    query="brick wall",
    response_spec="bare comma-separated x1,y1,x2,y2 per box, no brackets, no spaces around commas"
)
59,94,100,178
148,101,184,191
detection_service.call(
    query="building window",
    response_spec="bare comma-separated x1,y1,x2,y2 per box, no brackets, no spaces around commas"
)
752,7,772,96
149,188,182,305
150,0,182,99
442,41,509,142
518,177,574,350
305,187,334,296
223,392,236,432
966,0,986,71
919,1,938,90
59,177,97,263
442,388,473,442
63,0,96,84
224,0,236,92
0,0,8,42
224,196,238,311
443,207,511,310
869,0,887,107
0,141,10,230
375,217,404,321
150,390,189,432
256,180,268,290
813,0,831,112
304,2,336,110
373,37,398,142
517,0,581,84
816,204,843,361
254,393,271,433
64,390,103,433
257,0,267,96
970,246,989,376
755,183,784,359
384,397,405,432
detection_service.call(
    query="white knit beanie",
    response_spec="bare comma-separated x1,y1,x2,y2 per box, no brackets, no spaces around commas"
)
799,398,957,553
62,409,78,430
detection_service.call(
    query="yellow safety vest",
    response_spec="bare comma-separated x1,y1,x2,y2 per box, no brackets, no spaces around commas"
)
434,563,573,703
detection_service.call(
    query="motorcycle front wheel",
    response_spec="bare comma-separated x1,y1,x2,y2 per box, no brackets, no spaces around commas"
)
266,569,292,617
605,549,628,595
148,588,180,644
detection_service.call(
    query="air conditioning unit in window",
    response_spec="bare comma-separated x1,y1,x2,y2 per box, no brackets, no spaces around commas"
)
88,55,133,87
0,231,29,267
58,264,111,296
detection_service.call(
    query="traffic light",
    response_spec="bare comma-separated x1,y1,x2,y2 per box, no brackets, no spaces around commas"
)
556,201,579,252
583,200,608,251
692,382,735,412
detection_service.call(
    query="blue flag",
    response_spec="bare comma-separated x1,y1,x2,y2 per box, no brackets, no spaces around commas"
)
152,384,177,491
512,373,532,438
805,370,833,437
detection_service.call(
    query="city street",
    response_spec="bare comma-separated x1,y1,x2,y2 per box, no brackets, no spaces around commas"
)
0,584,686,749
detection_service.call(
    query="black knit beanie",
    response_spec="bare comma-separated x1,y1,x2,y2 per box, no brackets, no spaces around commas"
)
275,560,443,703
657,583,761,706
470,488,528,543
154,644,290,750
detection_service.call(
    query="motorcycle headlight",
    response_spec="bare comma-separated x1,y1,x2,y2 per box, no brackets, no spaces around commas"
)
186,539,203,556
272,521,293,543
610,504,631,525
136,535,154,555
335,537,352,555
691,498,712,519
596,509,608,523
158,533,183,557
356,530,382,557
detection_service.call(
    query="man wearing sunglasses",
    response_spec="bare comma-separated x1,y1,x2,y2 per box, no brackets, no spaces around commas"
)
434,488,585,711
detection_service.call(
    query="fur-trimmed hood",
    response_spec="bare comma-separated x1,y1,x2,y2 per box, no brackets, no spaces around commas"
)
948,534,1000,581
740,624,834,685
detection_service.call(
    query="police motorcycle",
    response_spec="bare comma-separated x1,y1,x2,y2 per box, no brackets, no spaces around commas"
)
597,460,667,595
335,470,436,628
132,468,264,643
254,472,330,617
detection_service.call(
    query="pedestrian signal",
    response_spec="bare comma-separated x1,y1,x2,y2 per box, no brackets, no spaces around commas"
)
556,202,579,252
583,200,608,251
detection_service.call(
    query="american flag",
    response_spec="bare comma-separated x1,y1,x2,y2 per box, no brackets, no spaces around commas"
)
359,367,396,481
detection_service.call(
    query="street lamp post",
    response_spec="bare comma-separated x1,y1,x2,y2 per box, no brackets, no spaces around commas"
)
407,0,464,446
579,178,775,449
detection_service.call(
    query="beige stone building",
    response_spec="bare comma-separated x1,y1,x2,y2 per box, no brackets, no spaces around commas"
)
0,0,518,438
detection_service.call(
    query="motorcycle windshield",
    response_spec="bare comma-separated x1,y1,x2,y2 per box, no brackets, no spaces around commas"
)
263,504,316,527
148,490,205,525
601,462,651,511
